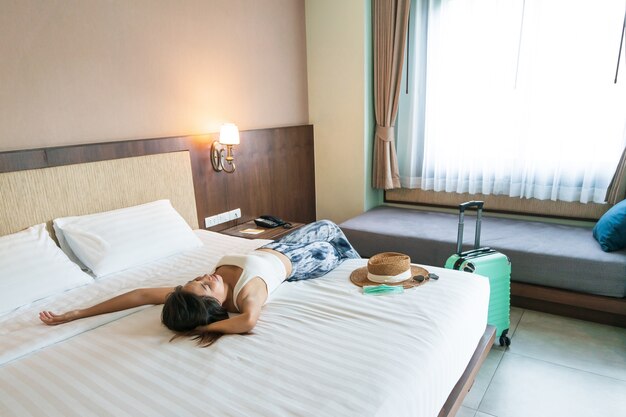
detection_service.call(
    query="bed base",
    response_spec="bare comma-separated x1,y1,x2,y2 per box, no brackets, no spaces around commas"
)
438,325,496,417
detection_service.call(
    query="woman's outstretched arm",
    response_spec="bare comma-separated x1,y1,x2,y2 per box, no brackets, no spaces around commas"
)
39,287,175,325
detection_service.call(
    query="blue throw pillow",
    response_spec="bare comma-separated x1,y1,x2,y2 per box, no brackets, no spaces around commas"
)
593,199,626,252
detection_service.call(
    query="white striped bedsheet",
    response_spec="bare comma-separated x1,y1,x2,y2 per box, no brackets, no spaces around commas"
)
0,230,489,417
0,230,268,366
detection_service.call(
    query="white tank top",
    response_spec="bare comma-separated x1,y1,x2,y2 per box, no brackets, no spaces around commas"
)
215,251,287,312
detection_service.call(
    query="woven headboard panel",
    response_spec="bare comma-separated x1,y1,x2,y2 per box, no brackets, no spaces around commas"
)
0,151,199,237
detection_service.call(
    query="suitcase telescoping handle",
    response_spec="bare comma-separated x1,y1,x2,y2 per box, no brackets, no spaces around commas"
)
456,200,484,254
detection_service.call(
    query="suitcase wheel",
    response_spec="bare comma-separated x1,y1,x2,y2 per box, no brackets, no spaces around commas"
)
499,329,511,347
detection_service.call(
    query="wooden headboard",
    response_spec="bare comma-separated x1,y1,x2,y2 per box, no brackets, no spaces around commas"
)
0,125,316,234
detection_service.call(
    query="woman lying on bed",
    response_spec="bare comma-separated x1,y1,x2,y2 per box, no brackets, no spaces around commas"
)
39,220,360,346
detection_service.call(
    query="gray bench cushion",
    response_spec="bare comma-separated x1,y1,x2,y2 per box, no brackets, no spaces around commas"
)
340,206,626,298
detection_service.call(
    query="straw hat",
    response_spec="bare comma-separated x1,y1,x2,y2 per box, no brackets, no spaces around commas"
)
350,252,430,289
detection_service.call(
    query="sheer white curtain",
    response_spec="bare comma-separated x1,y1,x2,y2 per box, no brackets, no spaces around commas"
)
397,0,626,203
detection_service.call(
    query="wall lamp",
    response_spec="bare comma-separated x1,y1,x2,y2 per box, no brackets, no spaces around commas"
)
211,123,240,173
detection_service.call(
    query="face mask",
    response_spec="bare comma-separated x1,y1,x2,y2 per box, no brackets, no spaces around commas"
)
362,284,404,296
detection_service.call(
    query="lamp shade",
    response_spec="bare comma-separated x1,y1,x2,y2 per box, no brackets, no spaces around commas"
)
219,123,240,145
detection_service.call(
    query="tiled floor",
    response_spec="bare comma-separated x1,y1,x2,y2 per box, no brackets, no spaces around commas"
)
458,308,626,417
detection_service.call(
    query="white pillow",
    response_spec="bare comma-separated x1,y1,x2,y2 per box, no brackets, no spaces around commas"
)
53,200,202,277
0,224,93,315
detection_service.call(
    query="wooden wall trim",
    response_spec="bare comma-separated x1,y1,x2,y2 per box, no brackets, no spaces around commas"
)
0,125,316,230
385,188,609,221
511,282,626,328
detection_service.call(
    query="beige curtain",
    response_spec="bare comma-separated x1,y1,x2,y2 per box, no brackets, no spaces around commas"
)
605,147,626,204
372,0,410,190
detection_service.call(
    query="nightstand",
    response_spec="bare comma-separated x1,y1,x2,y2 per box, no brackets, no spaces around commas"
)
219,220,304,240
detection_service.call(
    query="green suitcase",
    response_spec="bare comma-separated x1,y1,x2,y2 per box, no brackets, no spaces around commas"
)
445,201,512,346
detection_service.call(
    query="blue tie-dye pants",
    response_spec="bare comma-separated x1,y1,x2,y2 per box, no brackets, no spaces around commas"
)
260,220,361,281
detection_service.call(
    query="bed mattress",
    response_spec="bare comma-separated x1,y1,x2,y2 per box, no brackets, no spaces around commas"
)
0,230,489,417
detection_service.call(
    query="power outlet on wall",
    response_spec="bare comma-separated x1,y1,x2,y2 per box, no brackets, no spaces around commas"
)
204,208,242,228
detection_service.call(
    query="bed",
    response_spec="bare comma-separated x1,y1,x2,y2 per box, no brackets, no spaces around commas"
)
0,148,494,417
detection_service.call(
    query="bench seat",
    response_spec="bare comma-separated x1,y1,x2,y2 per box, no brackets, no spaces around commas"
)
340,206,626,298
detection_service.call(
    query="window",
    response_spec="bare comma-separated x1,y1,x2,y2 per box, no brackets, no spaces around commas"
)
397,0,626,203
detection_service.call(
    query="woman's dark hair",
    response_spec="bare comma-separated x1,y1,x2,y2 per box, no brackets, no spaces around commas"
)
161,286,229,347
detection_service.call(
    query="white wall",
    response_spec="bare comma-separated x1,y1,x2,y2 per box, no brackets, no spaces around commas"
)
306,0,374,223
1,0,380,223
0,0,308,151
